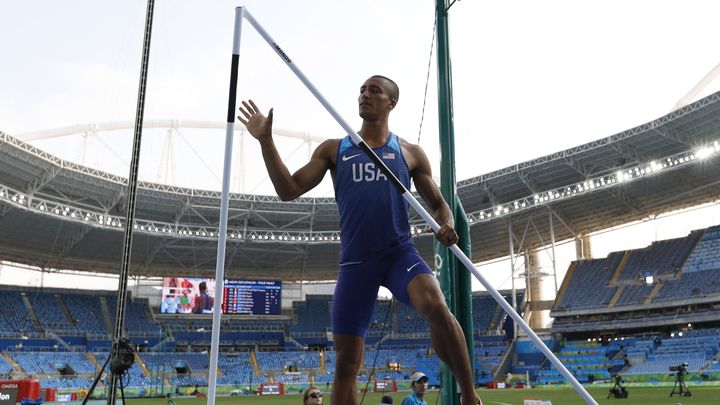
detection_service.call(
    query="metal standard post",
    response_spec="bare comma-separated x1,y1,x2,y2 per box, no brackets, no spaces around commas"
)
509,219,517,312
207,7,245,405
435,0,472,403
508,219,517,340
237,8,598,404
549,208,558,294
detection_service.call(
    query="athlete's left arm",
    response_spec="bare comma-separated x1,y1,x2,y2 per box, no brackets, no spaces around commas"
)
406,143,459,247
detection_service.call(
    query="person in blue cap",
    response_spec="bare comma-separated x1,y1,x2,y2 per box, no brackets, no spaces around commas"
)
402,372,430,405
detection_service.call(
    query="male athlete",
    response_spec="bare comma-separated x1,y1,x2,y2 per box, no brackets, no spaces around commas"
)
238,75,482,405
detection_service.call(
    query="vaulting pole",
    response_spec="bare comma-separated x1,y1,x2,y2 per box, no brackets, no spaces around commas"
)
207,7,245,405
233,7,599,404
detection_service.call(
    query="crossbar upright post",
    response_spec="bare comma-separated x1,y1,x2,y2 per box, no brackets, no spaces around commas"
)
207,7,245,405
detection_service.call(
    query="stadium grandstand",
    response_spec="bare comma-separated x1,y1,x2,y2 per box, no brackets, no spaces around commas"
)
1,86,720,401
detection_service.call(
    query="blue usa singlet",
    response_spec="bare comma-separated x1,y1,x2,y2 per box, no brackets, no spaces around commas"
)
334,132,412,262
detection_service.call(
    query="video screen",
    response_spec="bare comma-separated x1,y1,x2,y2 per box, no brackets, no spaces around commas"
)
222,279,281,315
160,277,282,315
160,277,216,314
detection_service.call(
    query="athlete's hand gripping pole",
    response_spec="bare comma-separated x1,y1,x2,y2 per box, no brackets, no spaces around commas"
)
236,7,599,405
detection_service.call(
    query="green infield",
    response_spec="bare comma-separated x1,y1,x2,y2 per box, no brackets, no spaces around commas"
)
124,386,720,405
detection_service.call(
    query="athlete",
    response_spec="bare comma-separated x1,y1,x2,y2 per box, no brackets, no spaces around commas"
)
238,75,482,405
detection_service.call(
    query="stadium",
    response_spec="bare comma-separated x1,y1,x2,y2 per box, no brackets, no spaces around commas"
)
2,90,720,403
3,1,720,405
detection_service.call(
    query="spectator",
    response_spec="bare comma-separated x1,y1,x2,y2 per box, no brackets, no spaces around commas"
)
402,372,429,405
379,394,394,404
303,386,323,405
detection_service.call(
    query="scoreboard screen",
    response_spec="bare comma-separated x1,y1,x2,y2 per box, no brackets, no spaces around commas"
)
222,279,282,315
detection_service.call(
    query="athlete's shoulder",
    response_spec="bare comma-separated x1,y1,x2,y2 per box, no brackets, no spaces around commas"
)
395,135,427,169
396,134,422,153
313,138,342,161
319,138,342,148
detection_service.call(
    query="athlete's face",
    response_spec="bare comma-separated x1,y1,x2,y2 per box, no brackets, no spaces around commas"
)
358,77,396,121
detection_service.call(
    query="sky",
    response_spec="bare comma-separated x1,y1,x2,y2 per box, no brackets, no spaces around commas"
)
1,1,720,303
2,1,720,190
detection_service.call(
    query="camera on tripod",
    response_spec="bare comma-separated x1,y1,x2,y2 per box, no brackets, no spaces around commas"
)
82,337,137,405
110,337,136,376
607,374,628,399
669,362,691,397
669,362,688,374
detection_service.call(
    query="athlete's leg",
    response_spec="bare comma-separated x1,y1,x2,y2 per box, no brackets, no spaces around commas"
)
383,246,481,404
331,260,381,405
331,334,364,405
407,274,482,405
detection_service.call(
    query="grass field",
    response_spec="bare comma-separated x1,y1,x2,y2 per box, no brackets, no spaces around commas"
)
126,386,719,405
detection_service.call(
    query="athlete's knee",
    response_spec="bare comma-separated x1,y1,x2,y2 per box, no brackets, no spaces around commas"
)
335,356,362,379
423,299,453,324
409,275,447,316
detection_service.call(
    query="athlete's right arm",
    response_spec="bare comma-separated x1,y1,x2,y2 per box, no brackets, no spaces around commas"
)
238,100,334,201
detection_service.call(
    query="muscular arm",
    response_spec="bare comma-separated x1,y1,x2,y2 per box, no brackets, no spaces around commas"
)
406,143,459,247
258,138,335,201
238,99,335,201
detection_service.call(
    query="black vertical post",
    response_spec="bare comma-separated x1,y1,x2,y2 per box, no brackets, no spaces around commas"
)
107,0,155,404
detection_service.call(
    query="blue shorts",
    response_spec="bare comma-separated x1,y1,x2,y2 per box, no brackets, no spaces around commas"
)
332,243,433,336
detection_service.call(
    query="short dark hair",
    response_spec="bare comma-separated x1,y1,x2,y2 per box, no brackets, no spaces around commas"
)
380,394,394,404
370,75,399,103
199,281,207,291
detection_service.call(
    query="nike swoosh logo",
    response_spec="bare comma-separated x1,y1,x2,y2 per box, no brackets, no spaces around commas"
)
406,262,422,272
342,153,361,161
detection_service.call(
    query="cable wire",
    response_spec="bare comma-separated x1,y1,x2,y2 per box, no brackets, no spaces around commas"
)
417,11,438,145
359,298,394,405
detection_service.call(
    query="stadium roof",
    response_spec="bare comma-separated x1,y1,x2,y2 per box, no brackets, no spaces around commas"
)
0,91,719,281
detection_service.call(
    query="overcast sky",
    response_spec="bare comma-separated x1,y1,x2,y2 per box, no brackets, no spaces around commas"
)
1,1,720,295
2,0,719,191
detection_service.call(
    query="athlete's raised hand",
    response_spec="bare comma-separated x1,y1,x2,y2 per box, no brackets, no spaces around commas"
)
238,100,273,141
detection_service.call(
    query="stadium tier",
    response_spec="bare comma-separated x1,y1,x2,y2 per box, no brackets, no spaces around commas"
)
61,293,110,338
555,253,623,310
0,288,519,395
0,290,39,338
27,292,74,333
217,352,261,385
532,340,624,385
2,222,720,394
255,350,320,370
552,225,720,333
0,355,12,378
105,294,163,338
